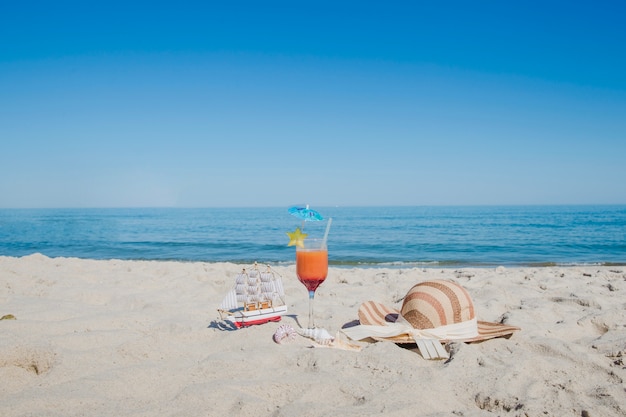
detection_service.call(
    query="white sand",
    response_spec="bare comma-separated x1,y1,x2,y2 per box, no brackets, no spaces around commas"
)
1,254,625,416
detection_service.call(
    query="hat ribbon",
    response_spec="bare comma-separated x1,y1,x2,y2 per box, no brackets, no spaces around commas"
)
341,316,479,360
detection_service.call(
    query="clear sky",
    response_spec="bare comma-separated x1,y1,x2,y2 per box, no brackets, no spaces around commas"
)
1,1,625,208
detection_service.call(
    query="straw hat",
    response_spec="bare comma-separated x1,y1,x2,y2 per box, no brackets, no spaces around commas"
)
342,280,520,359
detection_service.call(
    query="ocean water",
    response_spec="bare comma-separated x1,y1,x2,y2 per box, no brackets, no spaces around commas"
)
0,206,624,267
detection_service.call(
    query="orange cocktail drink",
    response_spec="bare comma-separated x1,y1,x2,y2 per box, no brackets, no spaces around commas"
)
296,247,328,292
296,238,328,328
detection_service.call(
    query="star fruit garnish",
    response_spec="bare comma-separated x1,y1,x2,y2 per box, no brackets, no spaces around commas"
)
286,227,308,247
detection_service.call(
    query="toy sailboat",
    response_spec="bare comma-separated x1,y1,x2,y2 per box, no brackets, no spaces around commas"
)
218,262,288,328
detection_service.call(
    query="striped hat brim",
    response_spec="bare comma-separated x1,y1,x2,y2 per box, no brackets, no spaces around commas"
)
357,300,520,344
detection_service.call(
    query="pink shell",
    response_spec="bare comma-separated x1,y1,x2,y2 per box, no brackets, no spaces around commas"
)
273,324,296,344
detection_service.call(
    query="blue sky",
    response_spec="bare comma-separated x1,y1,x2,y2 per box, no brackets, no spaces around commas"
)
1,1,625,208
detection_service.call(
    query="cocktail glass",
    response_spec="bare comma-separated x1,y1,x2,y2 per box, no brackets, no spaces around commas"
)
296,238,328,329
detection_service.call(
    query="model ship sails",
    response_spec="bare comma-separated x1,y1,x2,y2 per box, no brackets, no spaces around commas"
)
218,263,287,327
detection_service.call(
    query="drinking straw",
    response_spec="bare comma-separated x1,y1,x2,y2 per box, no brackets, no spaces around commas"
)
322,217,332,247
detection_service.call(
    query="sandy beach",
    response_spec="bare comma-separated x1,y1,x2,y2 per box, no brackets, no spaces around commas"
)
1,254,624,416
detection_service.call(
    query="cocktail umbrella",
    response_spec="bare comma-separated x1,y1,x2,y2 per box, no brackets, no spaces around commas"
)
288,205,324,222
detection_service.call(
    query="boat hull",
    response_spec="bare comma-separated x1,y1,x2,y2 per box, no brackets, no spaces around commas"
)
224,305,288,328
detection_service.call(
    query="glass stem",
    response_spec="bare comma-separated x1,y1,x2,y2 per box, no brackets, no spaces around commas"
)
308,290,315,329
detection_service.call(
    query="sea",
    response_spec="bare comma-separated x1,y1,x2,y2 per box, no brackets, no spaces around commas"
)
0,206,625,268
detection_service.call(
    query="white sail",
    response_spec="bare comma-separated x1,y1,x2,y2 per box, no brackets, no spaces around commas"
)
235,271,248,304
220,289,238,311
274,277,285,297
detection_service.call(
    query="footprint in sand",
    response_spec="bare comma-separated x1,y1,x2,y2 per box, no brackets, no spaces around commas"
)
0,346,56,375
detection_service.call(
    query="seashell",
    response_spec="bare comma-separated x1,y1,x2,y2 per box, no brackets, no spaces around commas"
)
273,324,297,344
296,327,335,345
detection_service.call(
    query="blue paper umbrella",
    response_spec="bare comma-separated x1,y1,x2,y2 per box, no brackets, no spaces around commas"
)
288,205,324,222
